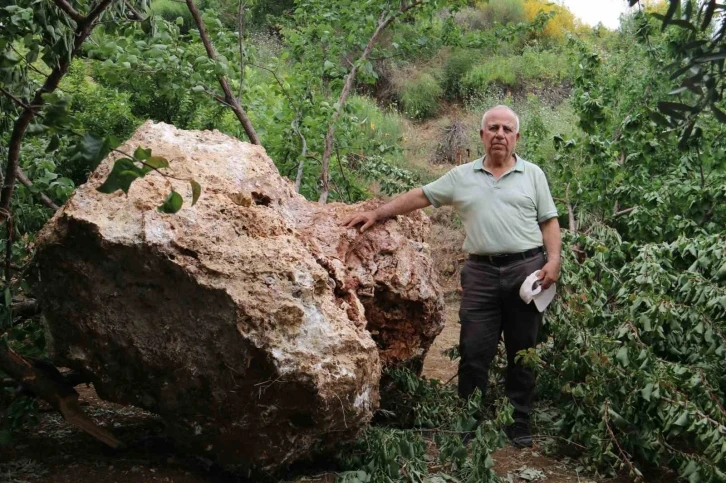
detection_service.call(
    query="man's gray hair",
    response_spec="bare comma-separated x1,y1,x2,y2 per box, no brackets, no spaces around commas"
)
481,105,520,133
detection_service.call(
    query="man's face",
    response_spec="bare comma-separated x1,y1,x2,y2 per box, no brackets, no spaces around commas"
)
480,109,520,162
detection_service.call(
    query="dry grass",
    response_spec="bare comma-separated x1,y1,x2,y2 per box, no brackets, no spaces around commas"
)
431,119,472,165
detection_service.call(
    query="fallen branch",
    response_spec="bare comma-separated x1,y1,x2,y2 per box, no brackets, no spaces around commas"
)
10,299,41,318
604,399,642,481
0,346,122,448
185,0,260,145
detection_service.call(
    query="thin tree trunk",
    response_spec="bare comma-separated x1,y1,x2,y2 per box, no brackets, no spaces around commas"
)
185,0,260,145
293,118,308,192
0,0,115,223
318,1,423,203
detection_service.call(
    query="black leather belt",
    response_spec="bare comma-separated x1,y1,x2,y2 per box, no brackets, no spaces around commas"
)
469,247,543,267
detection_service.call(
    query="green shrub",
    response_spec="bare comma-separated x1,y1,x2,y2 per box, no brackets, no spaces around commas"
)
150,0,195,31
400,73,442,120
460,49,572,98
481,0,526,26
347,95,404,147
455,0,526,31
442,49,478,99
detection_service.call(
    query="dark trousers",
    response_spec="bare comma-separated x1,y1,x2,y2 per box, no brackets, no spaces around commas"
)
457,252,546,421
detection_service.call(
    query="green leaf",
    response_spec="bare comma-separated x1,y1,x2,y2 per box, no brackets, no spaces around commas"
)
661,0,679,31
616,346,629,367
72,134,114,170
45,135,60,153
158,190,183,214
674,411,689,426
648,109,671,126
145,156,169,170
191,85,205,93
702,1,717,30
658,101,693,112
190,180,201,206
641,383,653,401
711,104,726,123
133,147,152,161
97,158,143,194
0,429,11,446
669,19,697,32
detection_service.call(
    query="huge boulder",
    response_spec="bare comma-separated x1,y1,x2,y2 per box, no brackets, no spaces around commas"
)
33,121,444,471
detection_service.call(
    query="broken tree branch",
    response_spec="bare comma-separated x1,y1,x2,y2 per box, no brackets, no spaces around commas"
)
0,346,122,448
185,0,260,145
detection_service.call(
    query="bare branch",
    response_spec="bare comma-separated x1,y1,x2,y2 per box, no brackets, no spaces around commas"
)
565,183,576,233
4,217,12,284
185,0,260,145
16,168,60,211
0,88,32,111
237,0,248,102
613,207,636,217
52,0,85,23
123,0,145,20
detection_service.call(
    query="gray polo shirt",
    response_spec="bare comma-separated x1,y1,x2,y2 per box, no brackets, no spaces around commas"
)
422,155,558,255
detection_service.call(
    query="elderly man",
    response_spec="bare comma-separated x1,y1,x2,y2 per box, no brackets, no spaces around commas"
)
342,105,561,447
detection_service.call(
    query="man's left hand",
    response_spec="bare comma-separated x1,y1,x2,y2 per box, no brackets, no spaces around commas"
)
538,259,560,289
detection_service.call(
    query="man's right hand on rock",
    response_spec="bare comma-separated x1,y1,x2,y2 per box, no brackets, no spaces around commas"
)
341,211,379,232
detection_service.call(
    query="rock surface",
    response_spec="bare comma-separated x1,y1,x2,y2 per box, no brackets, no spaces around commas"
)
33,121,444,471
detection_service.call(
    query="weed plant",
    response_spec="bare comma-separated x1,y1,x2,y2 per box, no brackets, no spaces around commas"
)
400,73,443,121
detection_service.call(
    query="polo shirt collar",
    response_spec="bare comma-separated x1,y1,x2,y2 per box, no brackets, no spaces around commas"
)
473,154,525,172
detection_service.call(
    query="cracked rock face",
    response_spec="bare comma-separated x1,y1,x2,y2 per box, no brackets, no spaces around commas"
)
33,121,444,471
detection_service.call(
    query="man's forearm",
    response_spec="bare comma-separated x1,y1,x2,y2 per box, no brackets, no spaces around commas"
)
540,217,562,262
375,188,431,218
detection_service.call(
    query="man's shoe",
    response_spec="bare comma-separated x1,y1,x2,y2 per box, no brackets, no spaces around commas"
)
506,420,533,448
